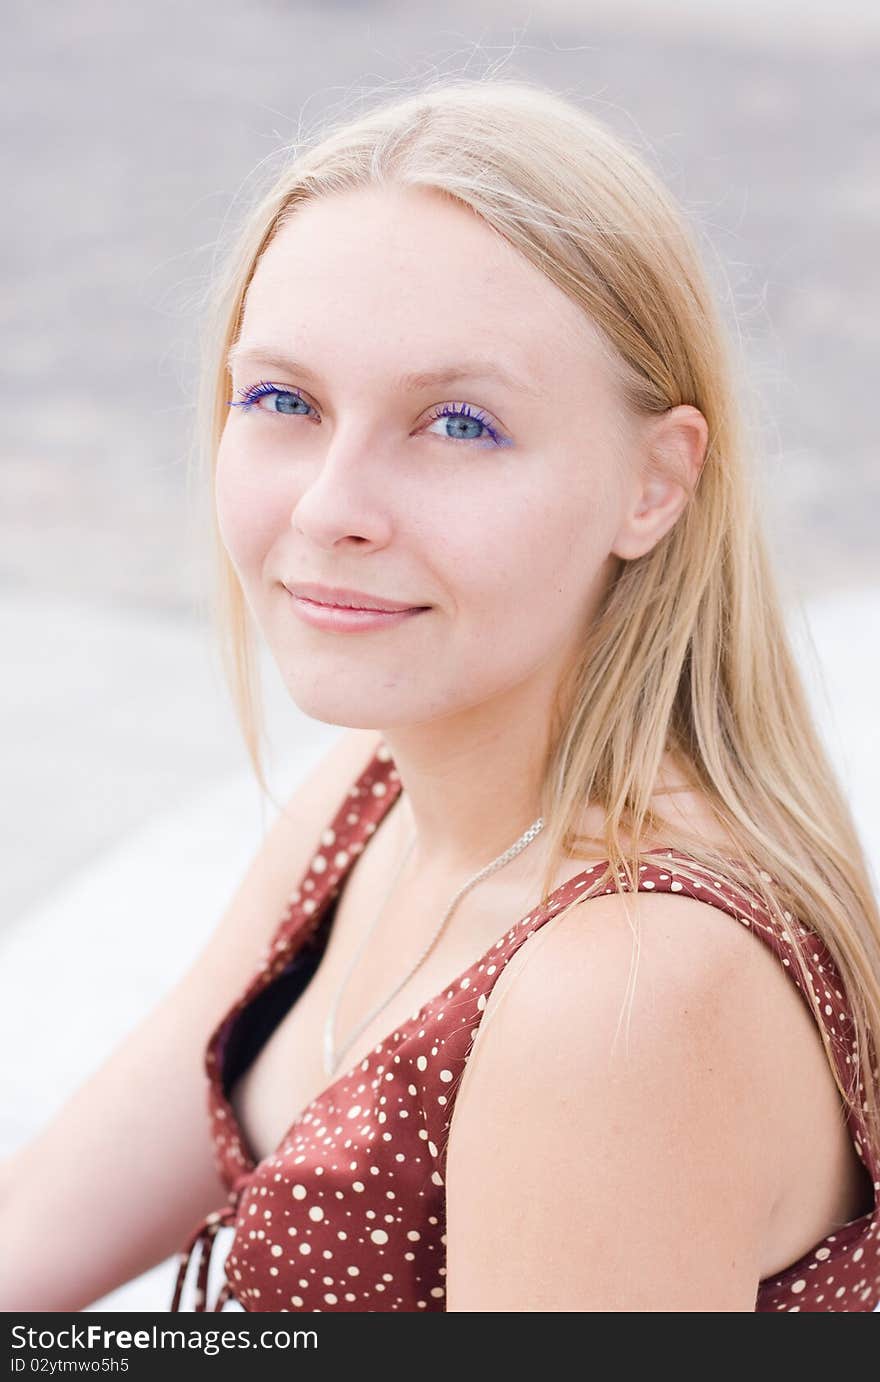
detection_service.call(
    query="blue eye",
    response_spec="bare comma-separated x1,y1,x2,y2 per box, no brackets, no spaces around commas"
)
229,381,312,416
228,381,511,448
423,402,508,448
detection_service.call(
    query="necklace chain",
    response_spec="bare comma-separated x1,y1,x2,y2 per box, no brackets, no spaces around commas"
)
323,809,546,1077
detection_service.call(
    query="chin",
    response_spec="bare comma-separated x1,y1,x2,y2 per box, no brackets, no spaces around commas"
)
282,673,464,732
276,676,395,730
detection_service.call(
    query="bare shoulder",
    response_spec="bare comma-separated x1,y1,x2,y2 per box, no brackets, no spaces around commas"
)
444,886,797,1311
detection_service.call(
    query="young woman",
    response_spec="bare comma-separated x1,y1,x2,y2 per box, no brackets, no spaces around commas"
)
2,77,878,1314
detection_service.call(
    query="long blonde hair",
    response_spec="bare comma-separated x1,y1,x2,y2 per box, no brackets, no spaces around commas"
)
189,75,880,1165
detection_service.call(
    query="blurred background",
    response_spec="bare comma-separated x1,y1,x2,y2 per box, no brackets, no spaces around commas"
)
2,0,878,1310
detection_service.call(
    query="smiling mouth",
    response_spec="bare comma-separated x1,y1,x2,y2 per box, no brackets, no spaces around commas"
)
284,590,432,633
283,581,431,614
303,598,425,613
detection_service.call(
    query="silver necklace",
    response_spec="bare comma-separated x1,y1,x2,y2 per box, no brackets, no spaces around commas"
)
323,805,546,1077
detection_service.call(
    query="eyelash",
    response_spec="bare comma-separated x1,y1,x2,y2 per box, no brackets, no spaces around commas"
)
228,380,509,448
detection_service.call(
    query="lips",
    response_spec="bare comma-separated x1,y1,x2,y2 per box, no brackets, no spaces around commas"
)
286,590,430,634
285,581,428,613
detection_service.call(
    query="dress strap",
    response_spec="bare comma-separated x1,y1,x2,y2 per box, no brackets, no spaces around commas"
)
211,1280,238,1312
170,1174,251,1312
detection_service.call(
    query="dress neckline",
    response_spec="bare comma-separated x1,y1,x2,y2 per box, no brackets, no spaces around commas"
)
208,742,729,1178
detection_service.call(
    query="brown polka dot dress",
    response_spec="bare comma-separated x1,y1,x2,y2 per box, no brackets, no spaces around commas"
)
170,742,880,1313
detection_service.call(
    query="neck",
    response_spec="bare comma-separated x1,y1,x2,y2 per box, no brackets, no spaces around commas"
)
380,718,553,889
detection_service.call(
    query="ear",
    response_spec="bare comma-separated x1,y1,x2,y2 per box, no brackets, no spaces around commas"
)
610,405,709,561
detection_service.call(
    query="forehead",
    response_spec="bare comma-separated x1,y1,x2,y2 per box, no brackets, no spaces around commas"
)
240,184,616,399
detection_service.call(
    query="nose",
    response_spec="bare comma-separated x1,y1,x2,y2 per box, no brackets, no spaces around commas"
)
289,429,395,549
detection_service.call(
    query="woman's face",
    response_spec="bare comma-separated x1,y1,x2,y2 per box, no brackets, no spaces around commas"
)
216,183,640,732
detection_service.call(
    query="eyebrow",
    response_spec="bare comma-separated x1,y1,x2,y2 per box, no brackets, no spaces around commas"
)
226,344,543,399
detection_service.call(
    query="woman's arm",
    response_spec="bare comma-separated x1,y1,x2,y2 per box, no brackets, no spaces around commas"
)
443,889,788,1312
0,726,382,1312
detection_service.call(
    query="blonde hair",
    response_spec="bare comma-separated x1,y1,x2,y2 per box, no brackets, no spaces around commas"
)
190,75,880,1166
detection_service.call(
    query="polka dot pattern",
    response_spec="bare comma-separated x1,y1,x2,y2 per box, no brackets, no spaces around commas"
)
170,743,880,1313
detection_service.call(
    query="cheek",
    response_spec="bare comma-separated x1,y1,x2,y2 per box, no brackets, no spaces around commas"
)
462,491,592,638
214,435,290,577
